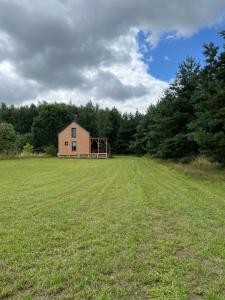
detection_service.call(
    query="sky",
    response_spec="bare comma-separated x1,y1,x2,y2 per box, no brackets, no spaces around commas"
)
0,0,224,113
137,24,225,81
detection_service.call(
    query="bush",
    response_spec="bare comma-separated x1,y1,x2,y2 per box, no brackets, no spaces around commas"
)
178,156,194,164
16,133,33,152
23,143,34,154
44,145,57,156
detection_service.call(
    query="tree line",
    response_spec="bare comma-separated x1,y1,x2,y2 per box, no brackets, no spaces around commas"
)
131,31,225,164
0,101,142,155
0,31,225,163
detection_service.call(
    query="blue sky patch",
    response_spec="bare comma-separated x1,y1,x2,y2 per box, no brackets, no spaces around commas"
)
137,23,225,82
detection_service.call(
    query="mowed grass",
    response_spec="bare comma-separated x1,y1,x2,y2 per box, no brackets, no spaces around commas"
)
0,157,225,299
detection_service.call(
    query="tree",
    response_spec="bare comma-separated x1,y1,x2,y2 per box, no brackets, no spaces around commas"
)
0,103,38,133
115,112,142,154
189,34,225,164
130,106,155,155
132,57,200,159
96,108,113,138
108,107,122,153
32,103,74,149
16,133,33,152
78,102,98,136
0,122,16,154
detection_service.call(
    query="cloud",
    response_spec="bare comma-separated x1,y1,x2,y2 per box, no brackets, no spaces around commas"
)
91,71,148,101
164,56,171,61
166,34,176,40
0,0,224,111
0,61,42,104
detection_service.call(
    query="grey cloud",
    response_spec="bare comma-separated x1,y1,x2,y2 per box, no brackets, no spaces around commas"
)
0,73,41,105
92,71,148,101
0,0,224,105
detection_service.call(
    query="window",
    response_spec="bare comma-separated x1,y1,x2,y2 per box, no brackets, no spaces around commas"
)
72,141,77,152
71,128,76,138
65,141,68,146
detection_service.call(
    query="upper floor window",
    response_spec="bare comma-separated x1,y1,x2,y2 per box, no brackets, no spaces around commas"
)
65,141,68,146
71,128,76,138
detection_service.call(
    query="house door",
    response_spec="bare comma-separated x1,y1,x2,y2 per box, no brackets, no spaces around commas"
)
72,141,77,152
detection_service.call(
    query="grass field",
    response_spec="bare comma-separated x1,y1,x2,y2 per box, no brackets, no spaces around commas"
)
0,156,225,299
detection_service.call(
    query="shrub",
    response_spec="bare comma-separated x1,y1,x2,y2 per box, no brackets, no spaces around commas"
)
23,143,34,154
178,156,194,164
44,145,57,156
16,133,33,152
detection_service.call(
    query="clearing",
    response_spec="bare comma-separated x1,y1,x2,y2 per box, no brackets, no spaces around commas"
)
0,156,225,299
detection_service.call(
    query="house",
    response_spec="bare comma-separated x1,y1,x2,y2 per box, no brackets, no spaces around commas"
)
58,121,110,158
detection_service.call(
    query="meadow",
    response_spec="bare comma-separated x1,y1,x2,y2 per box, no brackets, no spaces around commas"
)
0,156,225,299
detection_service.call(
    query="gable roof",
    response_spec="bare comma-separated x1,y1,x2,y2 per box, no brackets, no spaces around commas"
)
58,121,90,135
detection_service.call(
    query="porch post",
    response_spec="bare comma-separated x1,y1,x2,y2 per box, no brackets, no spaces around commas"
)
97,138,100,158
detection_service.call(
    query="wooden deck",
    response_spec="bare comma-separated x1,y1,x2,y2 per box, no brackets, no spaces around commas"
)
58,153,109,158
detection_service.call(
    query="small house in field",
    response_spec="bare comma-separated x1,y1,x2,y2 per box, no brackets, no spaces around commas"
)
58,121,110,158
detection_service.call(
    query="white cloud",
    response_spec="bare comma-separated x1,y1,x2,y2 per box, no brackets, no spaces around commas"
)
0,0,224,111
147,32,161,48
164,56,171,61
166,34,176,40
27,30,167,113
146,56,154,63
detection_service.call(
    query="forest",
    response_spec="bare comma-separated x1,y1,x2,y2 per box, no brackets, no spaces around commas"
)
0,31,225,163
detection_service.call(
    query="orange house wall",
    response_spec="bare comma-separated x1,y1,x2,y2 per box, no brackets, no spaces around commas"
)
58,122,90,156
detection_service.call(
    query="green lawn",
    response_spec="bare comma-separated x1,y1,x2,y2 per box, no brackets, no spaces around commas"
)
0,157,225,299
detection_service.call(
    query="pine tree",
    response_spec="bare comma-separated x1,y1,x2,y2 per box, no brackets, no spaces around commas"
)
189,34,225,164
133,57,200,159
